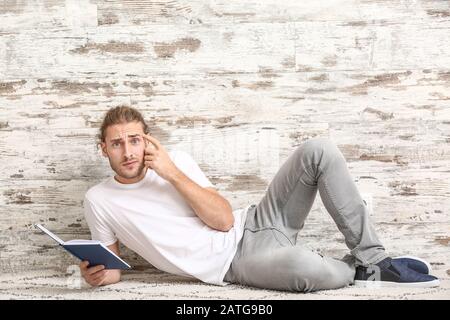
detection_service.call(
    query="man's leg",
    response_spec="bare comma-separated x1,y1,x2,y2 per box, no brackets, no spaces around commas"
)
225,228,355,292
254,136,388,266
225,137,438,290
225,136,385,291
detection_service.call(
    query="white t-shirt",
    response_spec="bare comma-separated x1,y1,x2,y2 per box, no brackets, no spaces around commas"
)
83,149,251,286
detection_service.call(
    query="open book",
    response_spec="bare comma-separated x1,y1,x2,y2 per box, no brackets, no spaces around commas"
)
35,224,131,270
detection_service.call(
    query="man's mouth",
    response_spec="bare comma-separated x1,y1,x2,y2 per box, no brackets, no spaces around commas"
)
123,160,138,167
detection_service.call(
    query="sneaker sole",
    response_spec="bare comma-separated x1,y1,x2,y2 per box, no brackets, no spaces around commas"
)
354,279,440,288
393,255,433,274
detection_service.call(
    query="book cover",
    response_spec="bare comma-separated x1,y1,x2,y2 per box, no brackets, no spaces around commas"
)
35,224,131,270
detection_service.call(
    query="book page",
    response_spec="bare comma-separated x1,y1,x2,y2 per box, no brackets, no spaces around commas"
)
35,224,65,245
66,239,101,244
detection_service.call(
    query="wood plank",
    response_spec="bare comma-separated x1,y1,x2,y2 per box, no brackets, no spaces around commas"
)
3,1,448,31
2,20,449,79
0,23,296,78
294,20,450,72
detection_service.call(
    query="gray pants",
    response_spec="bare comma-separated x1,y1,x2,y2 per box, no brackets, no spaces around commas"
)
224,137,388,292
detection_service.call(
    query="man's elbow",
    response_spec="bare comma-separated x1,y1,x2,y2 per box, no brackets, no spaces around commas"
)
219,213,235,232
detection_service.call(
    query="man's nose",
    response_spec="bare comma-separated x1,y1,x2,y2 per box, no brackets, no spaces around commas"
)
123,141,133,158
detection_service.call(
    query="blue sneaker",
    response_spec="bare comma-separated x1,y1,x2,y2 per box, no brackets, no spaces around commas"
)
392,255,432,275
354,257,440,288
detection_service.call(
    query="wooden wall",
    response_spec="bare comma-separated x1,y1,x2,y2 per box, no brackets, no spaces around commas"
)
1,0,449,274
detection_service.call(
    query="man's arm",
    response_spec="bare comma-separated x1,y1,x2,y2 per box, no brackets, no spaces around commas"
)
169,170,234,232
80,241,122,287
142,134,234,232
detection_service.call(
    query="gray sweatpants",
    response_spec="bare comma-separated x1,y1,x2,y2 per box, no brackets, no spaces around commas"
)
223,137,388,292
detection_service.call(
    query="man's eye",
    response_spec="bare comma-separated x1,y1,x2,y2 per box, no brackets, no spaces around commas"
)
131,138,140,144
112,142,120,147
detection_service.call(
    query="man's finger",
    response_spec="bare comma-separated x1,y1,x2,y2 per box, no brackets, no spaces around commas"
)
87,264,105,275
144,146,157,155
95,277,107,287
143,136,159,150
90,278,103,287
91,270,107,282
142,134,161,150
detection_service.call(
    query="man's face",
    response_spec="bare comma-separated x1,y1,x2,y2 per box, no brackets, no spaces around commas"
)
100,121,147,183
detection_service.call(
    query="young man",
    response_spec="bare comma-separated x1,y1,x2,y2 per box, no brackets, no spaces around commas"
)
81,105,439,291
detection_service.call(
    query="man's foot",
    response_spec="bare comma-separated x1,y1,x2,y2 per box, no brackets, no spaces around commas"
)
354,257,440,288
392,255,432,275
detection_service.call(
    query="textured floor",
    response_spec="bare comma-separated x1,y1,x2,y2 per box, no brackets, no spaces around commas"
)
1,267,449,300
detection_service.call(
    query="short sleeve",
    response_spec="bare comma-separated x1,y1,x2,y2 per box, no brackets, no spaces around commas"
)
174,150,214,188
83,196,118,246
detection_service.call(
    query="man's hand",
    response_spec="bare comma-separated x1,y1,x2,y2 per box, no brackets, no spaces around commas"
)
80,261,108,287
79,242,121,287
143,134,181,181
80,261,122,287
142,134,234,231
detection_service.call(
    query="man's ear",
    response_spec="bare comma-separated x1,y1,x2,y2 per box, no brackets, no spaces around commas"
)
100,142,108,157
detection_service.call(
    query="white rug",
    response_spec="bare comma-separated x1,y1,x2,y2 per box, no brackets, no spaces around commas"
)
1,267,449,300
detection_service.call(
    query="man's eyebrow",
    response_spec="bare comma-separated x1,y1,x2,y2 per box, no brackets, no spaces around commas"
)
109,134,141,143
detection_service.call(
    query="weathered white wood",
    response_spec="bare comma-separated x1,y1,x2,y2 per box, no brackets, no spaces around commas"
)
2,0,448,30
0,1,449,282
2,20,450,78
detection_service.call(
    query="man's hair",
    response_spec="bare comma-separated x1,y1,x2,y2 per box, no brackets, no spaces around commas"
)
97,105,149,144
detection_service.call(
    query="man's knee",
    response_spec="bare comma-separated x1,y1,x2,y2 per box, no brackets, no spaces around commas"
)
302,136,337,153
283,253,352,292
296,136,342,165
